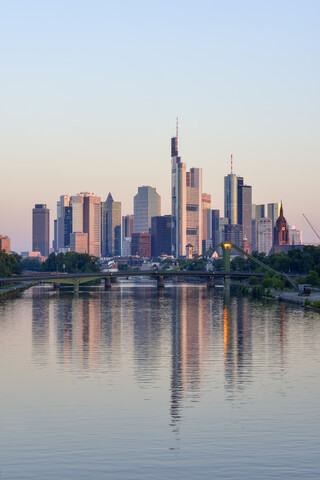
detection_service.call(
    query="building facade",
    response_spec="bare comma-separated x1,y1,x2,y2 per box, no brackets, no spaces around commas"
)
32,204,50,257
273,203,290,253
257,218,272,255
0,235,10,253
151,215,172,257
131,232,151,258
134,186,161,234
171,128,202,257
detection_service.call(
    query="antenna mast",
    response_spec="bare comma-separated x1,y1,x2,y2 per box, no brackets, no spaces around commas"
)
231,154,233,174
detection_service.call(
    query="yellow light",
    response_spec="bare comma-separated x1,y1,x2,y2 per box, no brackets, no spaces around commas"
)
223,242,232,249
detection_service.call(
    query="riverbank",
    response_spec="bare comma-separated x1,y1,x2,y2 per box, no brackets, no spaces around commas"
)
267,289,320,313
0,281,36,300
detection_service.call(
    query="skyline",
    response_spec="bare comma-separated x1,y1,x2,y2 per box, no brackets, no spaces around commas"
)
1,1,319,251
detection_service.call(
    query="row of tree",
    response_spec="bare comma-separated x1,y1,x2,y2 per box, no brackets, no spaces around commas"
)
0,251,100,276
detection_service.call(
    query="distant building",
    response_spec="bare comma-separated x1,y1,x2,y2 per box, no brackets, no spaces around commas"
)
267,203,281,232
131,232,151,258
122,215,134,239
289,225,303,245
257,218,272,255
171,125,202,257
151,215,172,257
83,193,101,257
122,237,132,256
134,186,161,234
273,203,290,253
224,173,238,225
101,193,121,257
32,204,50,257
0,235,10,253
70,232,88,254
211,210,220,247
224,224,243,253
202,193,211,243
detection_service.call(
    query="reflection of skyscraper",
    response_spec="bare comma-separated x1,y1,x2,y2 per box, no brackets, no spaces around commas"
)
32,204,50,256
32,289,50,364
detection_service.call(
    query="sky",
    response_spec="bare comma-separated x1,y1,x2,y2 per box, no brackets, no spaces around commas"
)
1,0,319,252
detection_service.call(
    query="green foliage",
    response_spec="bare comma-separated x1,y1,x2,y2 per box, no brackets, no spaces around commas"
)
261,277,273,289
248,276,259,286
272,276,285,290
40,252,100,273
312,300,320,309
251,285,264,298
0,250,22,277
305,270,320,287
21,258,41,271
304,298,312,306
213,258,223,271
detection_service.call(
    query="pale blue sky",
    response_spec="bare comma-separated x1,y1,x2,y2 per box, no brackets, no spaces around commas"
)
1,0,319,251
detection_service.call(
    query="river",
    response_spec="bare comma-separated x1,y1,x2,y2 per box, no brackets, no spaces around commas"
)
0,283,319,479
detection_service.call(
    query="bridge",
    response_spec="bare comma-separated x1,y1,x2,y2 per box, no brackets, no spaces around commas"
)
0,241,283,293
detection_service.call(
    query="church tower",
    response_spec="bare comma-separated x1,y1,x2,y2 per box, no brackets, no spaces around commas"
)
273,203,289,253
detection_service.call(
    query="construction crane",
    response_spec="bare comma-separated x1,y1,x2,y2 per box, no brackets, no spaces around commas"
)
302,214,320,243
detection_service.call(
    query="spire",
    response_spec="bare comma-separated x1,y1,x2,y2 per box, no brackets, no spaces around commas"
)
280,201,283,217
106,192,113,203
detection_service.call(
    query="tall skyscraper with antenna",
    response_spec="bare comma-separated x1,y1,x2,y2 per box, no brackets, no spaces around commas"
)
171,120,202,257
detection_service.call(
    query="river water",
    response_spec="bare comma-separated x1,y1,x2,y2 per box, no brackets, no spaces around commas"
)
0,283,319,479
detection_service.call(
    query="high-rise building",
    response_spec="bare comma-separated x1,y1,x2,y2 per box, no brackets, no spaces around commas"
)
151,215,172,257
70,232,88,254
211,210,220,247
257,218,272,255
101,193,121,257
122,215,134,240
134,186,161,234
83,193,101,257
171,124,202,257
32,204,50,257
70,194,84,233
64,206,72,248
224,173,238,225
57,195,69,251
267,203,281,239
202,193,212,245
224,161,251,250
289,225,303,245
253,204,265,251
0,235,10,253
240,185,252,251
131,232,151,258
224,224,243,253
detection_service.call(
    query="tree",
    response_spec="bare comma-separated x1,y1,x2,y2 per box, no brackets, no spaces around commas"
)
0,250,22,277
40,252,100,273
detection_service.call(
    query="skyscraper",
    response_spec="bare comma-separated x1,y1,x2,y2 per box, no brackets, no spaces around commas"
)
32,204,50,256
101,193,121,257
224,173,238,225
224,158,252,250
171,123,202,257
83,193,101,257
133,186,161,233
267,203,281,232
0,235,10,253
257,218,272,255
56,195,69,251
151,215,172,257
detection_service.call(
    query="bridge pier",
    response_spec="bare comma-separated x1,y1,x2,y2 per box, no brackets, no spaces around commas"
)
207,276,215,288
104,277,112,290
73,280,80,293
157,275,165,289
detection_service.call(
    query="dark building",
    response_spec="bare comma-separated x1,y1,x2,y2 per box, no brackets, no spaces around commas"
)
32,204,50,256
224,224,243,253
237,178,252,252
273,203,290,253
64,206,72,248
151,215,172,257
131,232,151,258
212,209,220,247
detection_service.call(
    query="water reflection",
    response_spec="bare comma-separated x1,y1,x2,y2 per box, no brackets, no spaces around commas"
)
29,285,305,430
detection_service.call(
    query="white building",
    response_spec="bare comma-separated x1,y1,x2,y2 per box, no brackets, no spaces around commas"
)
257,218,272,255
